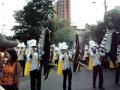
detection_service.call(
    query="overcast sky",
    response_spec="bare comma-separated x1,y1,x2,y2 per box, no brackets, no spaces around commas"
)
71,0,120,28
0,0,120,36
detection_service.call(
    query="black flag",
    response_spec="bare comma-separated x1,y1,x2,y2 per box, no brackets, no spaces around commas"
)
73,34,80,72
109,31,117,66
43,28,50,79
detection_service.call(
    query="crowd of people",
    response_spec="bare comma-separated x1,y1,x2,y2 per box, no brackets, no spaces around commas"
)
0,33,120,90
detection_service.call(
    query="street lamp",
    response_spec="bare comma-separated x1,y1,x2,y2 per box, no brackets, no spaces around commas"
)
92,0,107,13
92,0,108,30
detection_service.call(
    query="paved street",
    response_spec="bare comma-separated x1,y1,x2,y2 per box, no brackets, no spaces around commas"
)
19,68,120,90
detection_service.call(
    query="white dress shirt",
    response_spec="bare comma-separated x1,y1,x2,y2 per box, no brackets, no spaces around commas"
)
59,53,71,70
90,51,101,66
27,52,39,71
18,50,24,60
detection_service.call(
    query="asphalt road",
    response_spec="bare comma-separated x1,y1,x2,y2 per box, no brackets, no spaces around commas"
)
19,68,120,90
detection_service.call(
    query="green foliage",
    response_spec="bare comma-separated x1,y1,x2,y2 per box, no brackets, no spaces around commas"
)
85,21,106,44
84,6,120,44
104,6,120,44
12,0,54,42
104,6,120,31
53,27,74,45
43,18,71,44
12,0,73,45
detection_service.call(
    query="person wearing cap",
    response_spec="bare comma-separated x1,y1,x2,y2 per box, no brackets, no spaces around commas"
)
18,47,26,77
84,44,90,65
90,44,105,90
54,47,59,65
59,44,72,90
115,44,120,85
27,45,41,90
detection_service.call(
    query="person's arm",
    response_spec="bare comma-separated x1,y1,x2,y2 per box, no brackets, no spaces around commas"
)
27,54,32,62
0,53,3,72
16,63,21,89
59,55,64,63
90,51,94,57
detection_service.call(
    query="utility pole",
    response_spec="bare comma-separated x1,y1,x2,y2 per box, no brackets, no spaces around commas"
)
104,0,107,13
93,0,107,13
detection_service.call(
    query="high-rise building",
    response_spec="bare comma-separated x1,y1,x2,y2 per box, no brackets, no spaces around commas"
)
56,0,71,20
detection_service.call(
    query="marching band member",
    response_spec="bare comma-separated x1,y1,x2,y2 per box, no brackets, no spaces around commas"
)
115,44,120,84
90,44,105,90
27,40,41,90
18,43,26,77
59,43,72,90
54,47,59,65
84,44,89,65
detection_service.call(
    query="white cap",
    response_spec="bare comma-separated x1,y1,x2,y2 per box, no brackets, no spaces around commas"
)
17,43,21,47
60,42,68,50
61,45,68,50
51,44,55,48
55,47,58,51
27,39,36,47
21,42,26,47
89,40,96,48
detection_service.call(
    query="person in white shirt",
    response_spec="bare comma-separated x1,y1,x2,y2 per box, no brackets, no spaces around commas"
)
27,46,41,90
84,44,90,65
90,45,105,90
18,48,26,77
59,46,72,90
115,44,120,84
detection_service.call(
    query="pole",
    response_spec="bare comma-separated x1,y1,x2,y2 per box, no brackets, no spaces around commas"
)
104,0,107,13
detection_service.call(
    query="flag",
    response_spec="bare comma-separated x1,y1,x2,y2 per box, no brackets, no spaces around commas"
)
57,59,63,76
24,60,30,76
100,30,117,66
73,34,80,72
109,31,117,66
42,28,50,80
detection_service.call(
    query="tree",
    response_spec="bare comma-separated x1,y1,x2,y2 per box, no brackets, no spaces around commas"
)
91,21,106,44
53,27,74,45
104,6,120,44
85,21,106,44
12,0,54,42
104,6,120,31
43,18,71,44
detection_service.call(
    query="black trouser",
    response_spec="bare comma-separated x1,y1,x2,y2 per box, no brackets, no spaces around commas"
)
93,65,103,88
86,57,89,65
30,69,41,90
19,60,26,76
63,68,72,90
55,59,58,65
115,63,120,84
